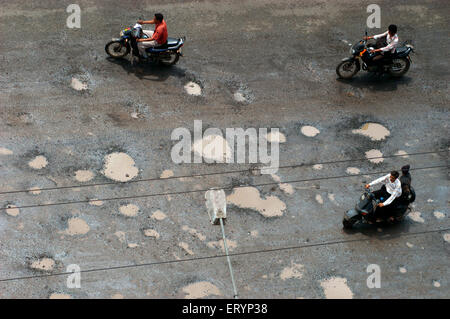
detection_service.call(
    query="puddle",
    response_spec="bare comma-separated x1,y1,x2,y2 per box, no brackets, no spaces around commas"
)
102,152,139,182
192,134,232,163
28,155,48,169
75,170,95,182
179,242,194,255
184,82,202,96
226,186,286,218
408,212,424,223
31,257,55,271
160,170,174,179
352,123,390,141
265,131,286,143
5,204,20,217
0,147,13,155
346,167,360,175
49,293,71,299
319,277,353,299
144,229,160,239
151,210,167,221
365,149,384,163
71,77,88,91
60,217,90,235
207,239,237,252
301,126,320,137
119,204,139,217
280,262,304,280
182,225,206,241
181,281,222,299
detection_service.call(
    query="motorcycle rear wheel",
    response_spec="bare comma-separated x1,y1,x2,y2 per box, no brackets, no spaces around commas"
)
336,60,360,79
159,51,179,66
105,41,130,58
388,57,410,77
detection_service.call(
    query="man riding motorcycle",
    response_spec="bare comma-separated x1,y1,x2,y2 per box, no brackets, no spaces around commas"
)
363,24,399,65
365,170,402,222
136,13,168,60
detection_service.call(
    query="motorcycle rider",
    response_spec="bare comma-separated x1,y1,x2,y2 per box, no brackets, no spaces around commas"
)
136,13,168,60
364,24,399,65
365,170,402,221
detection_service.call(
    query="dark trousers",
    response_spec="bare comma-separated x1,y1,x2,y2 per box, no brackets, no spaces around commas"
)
373,186,399,219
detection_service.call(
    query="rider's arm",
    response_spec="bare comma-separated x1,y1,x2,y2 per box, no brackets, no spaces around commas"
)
368,174,389,187
382,182,402,206
371,31,388,40
138,19,155,24
380,35,398,52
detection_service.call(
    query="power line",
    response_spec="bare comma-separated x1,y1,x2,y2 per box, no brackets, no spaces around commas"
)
0,226,448,283
0,149,445,196
0,164,446,211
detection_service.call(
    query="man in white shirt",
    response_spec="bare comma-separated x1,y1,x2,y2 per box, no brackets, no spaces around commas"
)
364,24,399,63
365,170,402,208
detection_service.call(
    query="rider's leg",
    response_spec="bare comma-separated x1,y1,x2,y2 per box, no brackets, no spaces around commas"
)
137,40,158,58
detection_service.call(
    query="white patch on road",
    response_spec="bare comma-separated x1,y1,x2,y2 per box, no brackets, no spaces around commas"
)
89,199,103,206
233,91,247,103
29,186,41,195
179,242,194,255
151,210,167,221
315,194,324,204
280,262,304,280
49,293,71,299
394,150,409,158
182,225,206,241
71,77,88,91
406,242,414,248
399,266,407,273
28,155,48,169
346,167,360,175
102,152,139,182
443,233,450,243
365,149,384,163
144,229,160,239
182,282,222,299
0,147,13,155
5,204,20,217
313,164,323,170
60,217,90,235
75,170,95,182
226,186,286,217
301,126,320,137
31,258,55,271
184,82,202,96
433,281,441,288
265,131,286,143
352,123,390,141
119,204,140,217
408,211,425,223
192,134,232,163
433,211,445,219
320,277,353,299
160,170,174,179
207,239,237,252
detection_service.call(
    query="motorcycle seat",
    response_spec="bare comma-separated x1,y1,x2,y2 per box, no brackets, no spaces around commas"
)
393,46,411,58
146,38,180,52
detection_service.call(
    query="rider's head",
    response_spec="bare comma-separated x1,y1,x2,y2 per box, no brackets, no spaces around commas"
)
390,170,399,182
154,13,164,23
388,24,397,36
401,165,410,175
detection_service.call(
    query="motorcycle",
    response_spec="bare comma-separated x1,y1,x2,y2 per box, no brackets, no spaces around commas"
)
336,33,414,79
343,185,416,229
105,22,184,66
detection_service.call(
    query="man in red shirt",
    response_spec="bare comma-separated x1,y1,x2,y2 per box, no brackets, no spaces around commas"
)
137,13,168,59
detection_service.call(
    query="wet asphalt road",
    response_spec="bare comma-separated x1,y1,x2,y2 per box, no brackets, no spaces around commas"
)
0,0,449,298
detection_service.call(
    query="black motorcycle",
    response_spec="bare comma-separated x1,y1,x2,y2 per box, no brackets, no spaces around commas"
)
336,35,414,79
343,186,416,229
105,22,184,66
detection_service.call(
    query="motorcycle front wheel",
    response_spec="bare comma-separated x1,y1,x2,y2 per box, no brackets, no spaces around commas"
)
105,41,130,58
159,51,180,66
336,60,360,79
388,57,410,77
